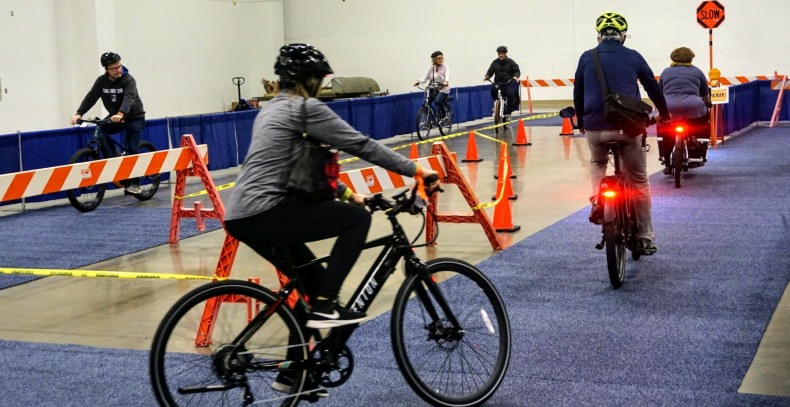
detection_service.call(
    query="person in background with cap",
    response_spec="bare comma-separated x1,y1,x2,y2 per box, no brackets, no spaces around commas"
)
573,12,670,255
484,45,521,120
414,50,451,124
71,52,146,194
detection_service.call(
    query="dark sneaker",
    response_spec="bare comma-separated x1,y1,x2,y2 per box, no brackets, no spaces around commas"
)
637,238,657,255
307,302,366,329
271,373,328,398
589,204,603,224
663,165,673,175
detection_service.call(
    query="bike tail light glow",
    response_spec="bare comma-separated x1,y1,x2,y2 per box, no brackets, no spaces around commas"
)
675,125,685,133
602,189,616,198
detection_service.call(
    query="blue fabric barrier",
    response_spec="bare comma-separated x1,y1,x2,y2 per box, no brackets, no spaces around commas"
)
6,81,783,206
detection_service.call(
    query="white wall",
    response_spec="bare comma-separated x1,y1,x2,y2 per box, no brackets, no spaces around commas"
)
283,0,790,100
1,0,788,134
0,0,283,134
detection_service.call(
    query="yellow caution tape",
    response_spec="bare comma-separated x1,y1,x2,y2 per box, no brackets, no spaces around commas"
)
0,267,221,281
174,182,236,200
176,112,559,196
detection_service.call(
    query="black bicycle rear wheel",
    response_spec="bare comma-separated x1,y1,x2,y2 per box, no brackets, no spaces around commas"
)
416,106,433,141
133,141,161,201
66,148,106,212
603,201,626,289
391,258,511,407
673,138,684,188
149,280,310,407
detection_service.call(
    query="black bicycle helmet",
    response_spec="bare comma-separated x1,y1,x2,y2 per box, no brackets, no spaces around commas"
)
274,43,333,81
496,45,508,53
100,52,121,67
431,50,443,59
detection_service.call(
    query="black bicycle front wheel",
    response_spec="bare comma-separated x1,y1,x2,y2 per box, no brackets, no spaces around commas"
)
133,141,161,201
149,280,310,407
440,110,453,136
416,106,433,141
66,148,106,212
391,258,511,407
493,100,502,134
603,201,626,289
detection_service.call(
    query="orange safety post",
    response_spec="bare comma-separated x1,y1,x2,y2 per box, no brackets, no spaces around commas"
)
560,116,575,136
426,142,503,250
513,119,532,146
491,145,521,233
492,143,517,201
409,142,419,159
461,131,483,162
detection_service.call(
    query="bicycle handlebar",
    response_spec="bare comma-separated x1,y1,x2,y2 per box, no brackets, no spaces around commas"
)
76,116,112,125
416,82,446,91
364,174,442,215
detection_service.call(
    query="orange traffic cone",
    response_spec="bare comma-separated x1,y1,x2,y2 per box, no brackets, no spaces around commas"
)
492,146,521,233
409,142,419,159
492,144,518,200
462,131,483,162
560,116,575,136
512,119,532,146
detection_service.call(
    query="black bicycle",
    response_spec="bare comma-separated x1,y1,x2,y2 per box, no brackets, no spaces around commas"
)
658,119,709,188
415,82,453,140
485,79,514,135
149,179,511,407
67,117,160,212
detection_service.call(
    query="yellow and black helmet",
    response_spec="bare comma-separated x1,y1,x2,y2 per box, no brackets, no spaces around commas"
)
595,12,628,33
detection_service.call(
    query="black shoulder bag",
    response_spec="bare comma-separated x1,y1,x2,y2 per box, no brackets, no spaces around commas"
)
284,99,340,201
591,47,653,137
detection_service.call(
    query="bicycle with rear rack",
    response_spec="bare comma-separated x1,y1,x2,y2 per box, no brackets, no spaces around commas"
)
66,117,160,212
415,82,453,140
149,175,512,407
563,106,654,289
657,117,710,188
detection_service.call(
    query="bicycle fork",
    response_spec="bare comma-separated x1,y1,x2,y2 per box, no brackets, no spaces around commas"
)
405,256,465,341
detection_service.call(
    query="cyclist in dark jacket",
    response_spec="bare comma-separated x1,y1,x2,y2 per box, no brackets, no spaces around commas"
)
484,45,520,118
572,12,670,255
71,52,146,194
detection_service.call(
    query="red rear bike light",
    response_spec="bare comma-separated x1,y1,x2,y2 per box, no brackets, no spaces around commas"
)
602,189,616,198
675,125,685,133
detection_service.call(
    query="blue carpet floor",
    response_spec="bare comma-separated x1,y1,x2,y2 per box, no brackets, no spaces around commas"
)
1,127,789,406
0,205,221,289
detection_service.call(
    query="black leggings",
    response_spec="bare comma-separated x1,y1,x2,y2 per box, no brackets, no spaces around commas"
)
224,195,371,302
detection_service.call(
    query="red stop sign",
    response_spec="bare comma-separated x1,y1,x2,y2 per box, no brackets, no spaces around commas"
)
697,1,725,29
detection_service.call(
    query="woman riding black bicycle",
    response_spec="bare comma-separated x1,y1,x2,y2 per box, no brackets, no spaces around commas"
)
224,43,439,332
414,50,451,123
71,51,146,194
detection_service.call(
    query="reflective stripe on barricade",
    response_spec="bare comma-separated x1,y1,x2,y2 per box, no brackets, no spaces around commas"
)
0,145,208,203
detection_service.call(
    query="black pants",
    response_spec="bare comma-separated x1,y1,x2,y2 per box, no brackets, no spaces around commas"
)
224,195,371,303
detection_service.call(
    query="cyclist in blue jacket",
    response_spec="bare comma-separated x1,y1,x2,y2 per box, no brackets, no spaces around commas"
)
572,12,670,255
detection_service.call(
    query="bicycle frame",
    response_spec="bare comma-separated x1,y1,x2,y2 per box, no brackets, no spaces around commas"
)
229,191,461,372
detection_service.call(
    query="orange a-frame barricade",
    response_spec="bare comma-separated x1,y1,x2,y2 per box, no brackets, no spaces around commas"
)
426,142,503,250
193,143,500,345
